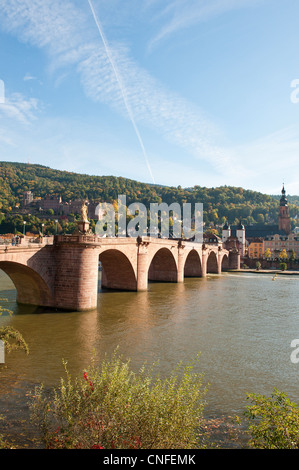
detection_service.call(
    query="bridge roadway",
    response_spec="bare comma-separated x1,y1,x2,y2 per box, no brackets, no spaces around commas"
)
0,234,239,311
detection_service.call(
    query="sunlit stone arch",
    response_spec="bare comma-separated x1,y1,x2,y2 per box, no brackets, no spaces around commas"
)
148,247,178,282
0,261,53,307
221,254,229,272
99,248,137,291
184,249,202,277
206,250,219,274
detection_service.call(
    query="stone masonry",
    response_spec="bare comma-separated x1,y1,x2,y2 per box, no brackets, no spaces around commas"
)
0,235,238,311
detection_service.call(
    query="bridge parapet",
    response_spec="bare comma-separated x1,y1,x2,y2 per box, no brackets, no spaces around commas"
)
0,233,237,312
55,234,100,245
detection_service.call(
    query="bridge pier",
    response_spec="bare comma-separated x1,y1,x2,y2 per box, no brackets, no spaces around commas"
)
0,236,232,312
54,242,99,311
201,249,207,277
177,248,185,283
229,251,240,270
217,249,223,275
137,249,148,291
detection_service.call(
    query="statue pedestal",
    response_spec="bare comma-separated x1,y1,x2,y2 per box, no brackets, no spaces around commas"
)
77,220,90,234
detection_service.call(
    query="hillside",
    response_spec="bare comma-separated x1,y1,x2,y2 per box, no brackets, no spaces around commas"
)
0,161,298,235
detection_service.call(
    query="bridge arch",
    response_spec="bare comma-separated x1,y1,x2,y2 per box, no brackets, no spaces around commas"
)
99,249,137,291
148,247,178,282
221,254,229,271
206,251,219,274
184,249,202,277
0,261,53,307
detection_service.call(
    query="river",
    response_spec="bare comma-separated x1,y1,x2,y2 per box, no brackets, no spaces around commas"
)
1,269,299,447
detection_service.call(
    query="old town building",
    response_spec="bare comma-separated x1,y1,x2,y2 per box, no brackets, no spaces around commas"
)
264,232,299,258
248,238,264,259
222,185,297,260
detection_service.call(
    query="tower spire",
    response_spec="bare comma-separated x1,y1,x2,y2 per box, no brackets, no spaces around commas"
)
278,183,290,234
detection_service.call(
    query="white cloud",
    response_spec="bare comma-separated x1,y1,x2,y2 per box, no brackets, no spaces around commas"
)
0,128,15,146
1,0,282,192
0,0,85,52
1,0,297,195
0,0,242,180
224,124,299,193
0,92,40,124
23,73,37,81
147,0,265,50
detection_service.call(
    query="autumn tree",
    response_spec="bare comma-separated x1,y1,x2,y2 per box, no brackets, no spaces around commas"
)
264,248,272,259
280,249,288,260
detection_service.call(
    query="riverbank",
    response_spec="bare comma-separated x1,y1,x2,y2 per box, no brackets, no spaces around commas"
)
0,371,249,449
228,269,299,276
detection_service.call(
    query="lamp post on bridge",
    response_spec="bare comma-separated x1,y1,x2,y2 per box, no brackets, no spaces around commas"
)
41,223,44,237
23,221,26,236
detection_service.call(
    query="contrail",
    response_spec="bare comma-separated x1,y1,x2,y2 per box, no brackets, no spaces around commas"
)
87,0,156,184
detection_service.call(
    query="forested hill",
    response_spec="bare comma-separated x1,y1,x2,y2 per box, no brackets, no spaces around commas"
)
0,161,298,227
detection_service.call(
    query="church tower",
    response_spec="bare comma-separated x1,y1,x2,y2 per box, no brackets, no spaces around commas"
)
222,221,231,243
278,184,291,235
236,221,246,257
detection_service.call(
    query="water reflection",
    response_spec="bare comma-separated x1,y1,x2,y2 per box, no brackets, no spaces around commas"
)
1,270,299,418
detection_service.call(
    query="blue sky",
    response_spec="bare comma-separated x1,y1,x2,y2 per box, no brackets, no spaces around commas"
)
0,0,299,195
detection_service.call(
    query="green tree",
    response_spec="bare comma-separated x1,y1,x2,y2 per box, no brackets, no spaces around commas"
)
290,249,296,262
256,213,265,224
280,262,287,271
242,389,299,449
256,261,261,271
1,162,299,230
0,303,29,449
0,299,29,355
0,326,29,355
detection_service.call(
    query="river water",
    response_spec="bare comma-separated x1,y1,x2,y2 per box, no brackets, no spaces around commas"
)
1,269,299,446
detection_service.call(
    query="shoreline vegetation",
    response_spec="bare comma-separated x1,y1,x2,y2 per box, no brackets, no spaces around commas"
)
1,347,299,450
229,269,299,275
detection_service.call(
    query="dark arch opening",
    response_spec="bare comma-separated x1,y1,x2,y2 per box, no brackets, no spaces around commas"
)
99,249,137,291
0,261,53,307
206,251,218,274
222,254,229,272
184,250,202,277
148,248,177,282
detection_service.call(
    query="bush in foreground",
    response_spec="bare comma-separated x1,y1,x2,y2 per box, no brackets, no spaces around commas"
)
30,351,208,449
241,388,299,448
0,326,29,355
0,324,29,449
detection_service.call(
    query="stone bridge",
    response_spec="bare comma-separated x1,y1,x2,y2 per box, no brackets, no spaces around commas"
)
0,235,239,311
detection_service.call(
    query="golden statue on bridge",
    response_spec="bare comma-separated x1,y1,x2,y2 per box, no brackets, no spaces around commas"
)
81,202,89,222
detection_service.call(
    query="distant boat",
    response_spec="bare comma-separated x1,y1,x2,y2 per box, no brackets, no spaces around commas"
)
272,273,277,281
